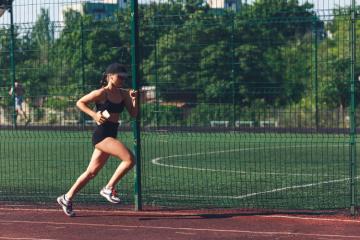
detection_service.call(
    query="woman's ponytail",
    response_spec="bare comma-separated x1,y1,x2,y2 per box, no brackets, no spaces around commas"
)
99,73,107,88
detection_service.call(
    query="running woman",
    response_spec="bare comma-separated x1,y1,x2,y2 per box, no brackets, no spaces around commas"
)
57,63,138,217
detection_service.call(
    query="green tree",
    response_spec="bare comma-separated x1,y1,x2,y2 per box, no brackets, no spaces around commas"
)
31,8,54,63
0,27,11,89
318,8,360,109
233,0,317,106
143,10,227,102
53,9,129,90
321,58,350,108
20,8,55,96
144,0,317,106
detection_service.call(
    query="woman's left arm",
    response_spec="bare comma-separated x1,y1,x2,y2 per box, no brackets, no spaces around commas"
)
124,89,139,118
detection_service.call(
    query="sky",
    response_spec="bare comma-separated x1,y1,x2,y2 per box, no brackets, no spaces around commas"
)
0,0,359,25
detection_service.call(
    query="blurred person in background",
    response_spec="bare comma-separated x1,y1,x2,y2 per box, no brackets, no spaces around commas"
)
9,80,30,125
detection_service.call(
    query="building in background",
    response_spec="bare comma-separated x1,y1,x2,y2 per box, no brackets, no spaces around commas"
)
206,0,244,11
104,0,127,9
61,0,127,22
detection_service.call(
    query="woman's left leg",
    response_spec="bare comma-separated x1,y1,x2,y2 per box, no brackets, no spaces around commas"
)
95,137,135,189
66,148,110,200
57,148,110,216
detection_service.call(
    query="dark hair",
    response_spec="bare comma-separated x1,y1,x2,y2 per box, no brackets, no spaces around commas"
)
105,63,127,75
99,72,108,87
99,63,128,87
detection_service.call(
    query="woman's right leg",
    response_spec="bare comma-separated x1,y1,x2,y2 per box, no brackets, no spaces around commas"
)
66,148,110,200
95,137,135,190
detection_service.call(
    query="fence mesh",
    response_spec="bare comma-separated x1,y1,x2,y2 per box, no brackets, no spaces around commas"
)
0,0,359,212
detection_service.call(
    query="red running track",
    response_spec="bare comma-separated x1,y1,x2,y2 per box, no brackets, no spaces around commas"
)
0,204,359,240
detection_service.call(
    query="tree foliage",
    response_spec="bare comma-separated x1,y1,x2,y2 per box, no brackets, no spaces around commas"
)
0,0,355,117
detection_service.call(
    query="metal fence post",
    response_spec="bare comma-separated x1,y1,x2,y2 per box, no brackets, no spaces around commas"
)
131,0,142,211
9,1,16,128
312,16,319,131
349,0,357,216
231,13,235,128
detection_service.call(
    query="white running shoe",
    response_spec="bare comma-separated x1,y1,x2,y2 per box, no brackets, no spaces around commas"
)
57,195,75,217
100,187,121,204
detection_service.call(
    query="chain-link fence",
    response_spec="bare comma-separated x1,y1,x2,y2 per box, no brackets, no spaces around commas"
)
0,0,359,214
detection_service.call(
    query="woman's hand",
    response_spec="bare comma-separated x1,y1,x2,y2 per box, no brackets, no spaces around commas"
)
94,111,107,125
129,89,138,106
76,89,106,121
124,89,139,118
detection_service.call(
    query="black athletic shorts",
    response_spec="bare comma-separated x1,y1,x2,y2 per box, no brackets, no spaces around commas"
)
92,121,119,146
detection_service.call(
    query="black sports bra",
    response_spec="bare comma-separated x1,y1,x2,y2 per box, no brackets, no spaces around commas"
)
96,99,125,113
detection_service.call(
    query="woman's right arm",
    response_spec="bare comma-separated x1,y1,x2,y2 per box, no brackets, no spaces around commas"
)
76,89,106,124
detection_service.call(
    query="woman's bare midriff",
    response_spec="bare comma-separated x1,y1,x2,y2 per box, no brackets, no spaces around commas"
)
107,113,120,123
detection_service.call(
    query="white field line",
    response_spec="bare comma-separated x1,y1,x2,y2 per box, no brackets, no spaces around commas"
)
151,174,356,200
151,177,357,200
151,144,354,200
151,144,345,176
233,176,357,200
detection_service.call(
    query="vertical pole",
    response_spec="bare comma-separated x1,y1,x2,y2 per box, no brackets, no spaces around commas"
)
131,0,142,211
9,1,16,128
349,0,357,216
312,17,319,130
154,17,159,128
80,18,85,90
80,17,85,127
231,14,235,128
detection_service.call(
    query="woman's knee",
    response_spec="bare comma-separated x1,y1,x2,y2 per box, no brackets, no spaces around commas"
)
118,152,135,167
